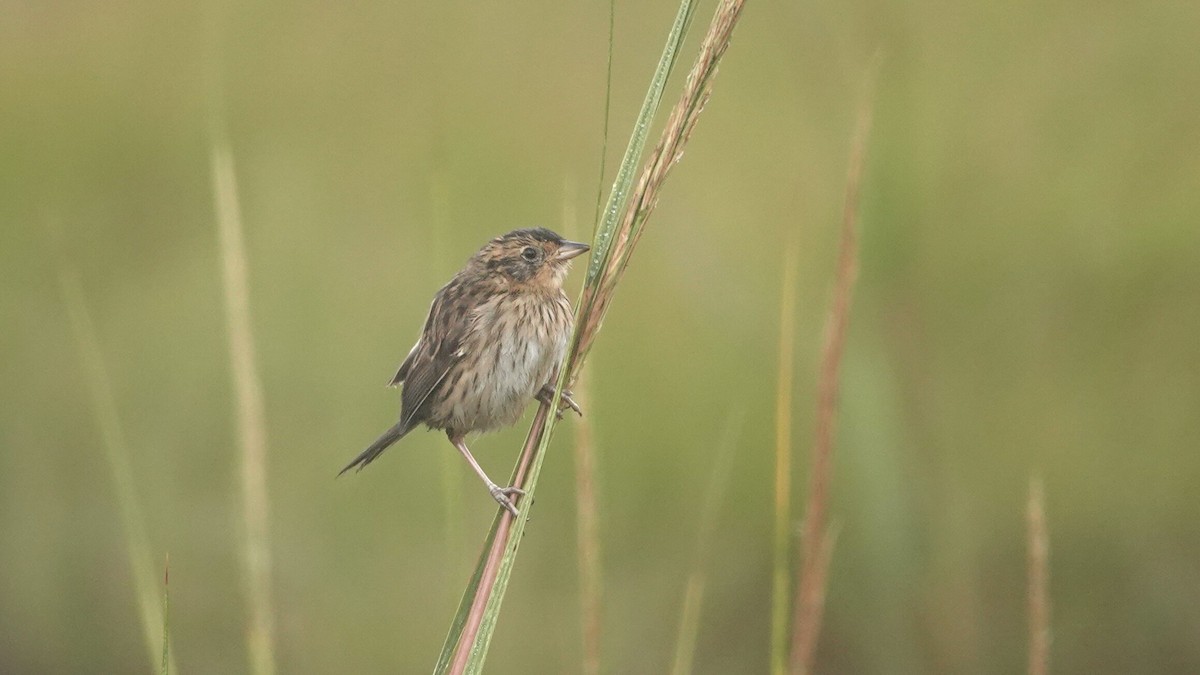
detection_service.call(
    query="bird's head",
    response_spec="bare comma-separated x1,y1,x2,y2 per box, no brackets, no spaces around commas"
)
473,227,590,290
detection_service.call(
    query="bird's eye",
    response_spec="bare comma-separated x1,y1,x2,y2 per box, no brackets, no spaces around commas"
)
521,246,539,262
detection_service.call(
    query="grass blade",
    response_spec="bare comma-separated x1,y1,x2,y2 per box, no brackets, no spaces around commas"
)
672,576,705,675
584,0,697,288
671,410,744,675
211,141,278,675
590,0,617,234
770,250,797,675
566,176,605,675
573,372,603,675
161,555,171,675
432,409,550,675
789,57,878,674
1027,477,1051,675
56,264,177,675
435,2,748,673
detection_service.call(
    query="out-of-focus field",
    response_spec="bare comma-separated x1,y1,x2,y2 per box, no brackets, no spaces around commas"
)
2,1,1198,673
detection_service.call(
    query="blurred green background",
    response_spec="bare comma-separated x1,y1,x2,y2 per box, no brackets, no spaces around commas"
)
3,0,1199,673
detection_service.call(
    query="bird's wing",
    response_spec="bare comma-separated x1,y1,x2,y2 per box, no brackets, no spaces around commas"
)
387,299,436,387
394,281,474,431
387,345,417,388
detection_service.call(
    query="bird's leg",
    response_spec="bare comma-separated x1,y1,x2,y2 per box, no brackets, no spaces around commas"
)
448,432,524,517
537,383,583,419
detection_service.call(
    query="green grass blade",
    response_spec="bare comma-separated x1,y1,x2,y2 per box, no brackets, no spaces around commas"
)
671,410,744,675
572,369,603,675
671,575,705,675
590,0,617,235
1027,477,1051,675
435,2,749,672
584,0,697,287
435,1,696,670
211,140,278,675
56,263,178,675
770,249,798,675
432,515,505,672
161,555,171,675
464,2,699,669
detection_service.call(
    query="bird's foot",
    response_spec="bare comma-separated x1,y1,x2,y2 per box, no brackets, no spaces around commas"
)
489,483,525,517
537,385,583,420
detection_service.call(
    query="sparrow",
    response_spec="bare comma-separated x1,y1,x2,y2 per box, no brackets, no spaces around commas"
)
339,227,589,516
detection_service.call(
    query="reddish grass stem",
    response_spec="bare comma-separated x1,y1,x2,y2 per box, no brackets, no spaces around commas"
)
443,3,747,671
448,407,549,674
789,59,877,674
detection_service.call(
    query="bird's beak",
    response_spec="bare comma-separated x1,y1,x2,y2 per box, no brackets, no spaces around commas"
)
556,240,590,261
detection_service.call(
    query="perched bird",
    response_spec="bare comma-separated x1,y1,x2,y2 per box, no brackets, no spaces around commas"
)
340,228,589,516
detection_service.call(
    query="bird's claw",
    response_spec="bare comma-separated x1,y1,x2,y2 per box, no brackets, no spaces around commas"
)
537,385,583,419
489,484,524,517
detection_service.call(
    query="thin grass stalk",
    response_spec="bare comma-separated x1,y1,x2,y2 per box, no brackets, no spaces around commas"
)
435,407,550,675
435,0,698,668
581,0,698,291
436,2,748,672
789,61,877,675
770,249,797,675
161,555,171,675
671,410,744,675
57,265,177,675
791,526,838,675
590,0,617,233
572,370,603,675
1027,477,1051,675
211,143,278,675
565,181,605,675
672,576,706,675
431,171,465,571
574,0,747,368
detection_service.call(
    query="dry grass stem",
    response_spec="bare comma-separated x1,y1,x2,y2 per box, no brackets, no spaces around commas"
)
671,574,706,675
446,407,550,674
211,143,278,675
161,555,171,675
57,265,177,675
572,371,603,675
442,2,748,672
790,526,839,675
672,410,744,675
564,178,604,675
771,250,798,675
571,0,747,371
789,59,878,675
1027,477,1051,675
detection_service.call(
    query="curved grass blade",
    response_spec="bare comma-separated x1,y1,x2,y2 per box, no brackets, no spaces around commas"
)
161,555,171,675
55,255,178,675
211,141,278,675
770,249,798,675
671,410,744,675
584,0,698,287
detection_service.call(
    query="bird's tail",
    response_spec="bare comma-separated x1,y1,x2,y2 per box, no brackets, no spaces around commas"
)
338,421,410,476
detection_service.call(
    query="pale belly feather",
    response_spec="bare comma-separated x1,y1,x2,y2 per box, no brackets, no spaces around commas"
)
434,295,568,433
